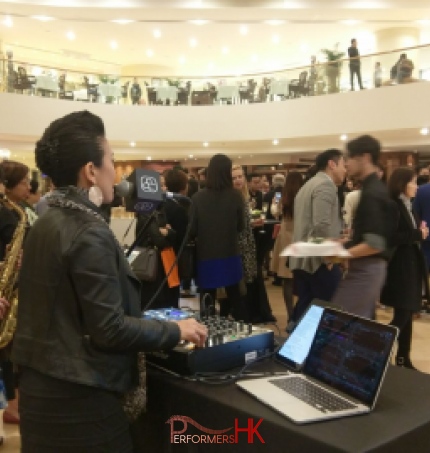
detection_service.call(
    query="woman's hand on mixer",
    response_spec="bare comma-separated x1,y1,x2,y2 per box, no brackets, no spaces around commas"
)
175,319,208,347
0,298,10,319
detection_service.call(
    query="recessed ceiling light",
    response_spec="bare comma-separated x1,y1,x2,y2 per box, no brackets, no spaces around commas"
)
189,19,209,25
32,15,55,22
130,141,136,147
265,20,286,26
111,19,135,25
340,134,348,141
238,156,242,159
146,49,154,57
222,47,229,54
179,56,186,64
340,19,363,25
420,127,429,135
0,149,11,159
110,41,118,50
147,156,152,161
2,16,13,28
273,139,279,145
203,142,209,147
189,154,194,158
272,35,280,44
284,1,302,8
240,25,248,35
251,54,259,62
66,31,75,40
189,38,198,47
153,29,161,38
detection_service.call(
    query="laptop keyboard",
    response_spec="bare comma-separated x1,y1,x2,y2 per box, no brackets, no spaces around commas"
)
269,376,357,413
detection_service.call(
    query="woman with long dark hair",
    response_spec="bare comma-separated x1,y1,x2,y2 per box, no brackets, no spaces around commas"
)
381,167,429,369
271,171,304,330
191,154,248,320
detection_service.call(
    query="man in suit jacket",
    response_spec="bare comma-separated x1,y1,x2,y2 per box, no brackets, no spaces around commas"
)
289,149,346,324
413,181,430,269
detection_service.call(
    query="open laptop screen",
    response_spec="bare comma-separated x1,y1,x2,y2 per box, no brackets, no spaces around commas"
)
303,309,396,406
277,304,324,367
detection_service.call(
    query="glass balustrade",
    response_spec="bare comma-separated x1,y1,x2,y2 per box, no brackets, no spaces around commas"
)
1,44,429,106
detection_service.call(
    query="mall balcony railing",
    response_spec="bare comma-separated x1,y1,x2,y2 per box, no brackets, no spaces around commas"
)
1,44,429,106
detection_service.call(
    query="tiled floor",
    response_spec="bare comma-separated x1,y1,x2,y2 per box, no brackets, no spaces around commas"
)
2,281,429,451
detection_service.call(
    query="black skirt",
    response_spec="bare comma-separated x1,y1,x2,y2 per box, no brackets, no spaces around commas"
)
19,367,133,453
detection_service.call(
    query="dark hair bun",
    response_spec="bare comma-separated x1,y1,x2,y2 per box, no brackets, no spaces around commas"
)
35,138,60,180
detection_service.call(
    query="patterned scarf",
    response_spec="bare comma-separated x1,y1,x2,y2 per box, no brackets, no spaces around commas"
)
47,186,107,224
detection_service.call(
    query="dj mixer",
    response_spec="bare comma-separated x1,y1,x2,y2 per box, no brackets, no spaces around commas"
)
143,309,275,375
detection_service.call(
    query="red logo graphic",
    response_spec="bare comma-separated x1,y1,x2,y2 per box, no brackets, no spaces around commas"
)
166,415,265,444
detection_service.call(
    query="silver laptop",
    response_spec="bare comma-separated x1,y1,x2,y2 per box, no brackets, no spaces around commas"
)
237,307,397,424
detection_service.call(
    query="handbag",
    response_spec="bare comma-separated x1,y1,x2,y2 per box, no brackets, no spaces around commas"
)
130,247,158,282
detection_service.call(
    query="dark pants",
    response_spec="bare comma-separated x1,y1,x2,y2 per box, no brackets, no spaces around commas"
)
390,308,413,359
199,283,250,322
291,264,342,322
350,65,363,89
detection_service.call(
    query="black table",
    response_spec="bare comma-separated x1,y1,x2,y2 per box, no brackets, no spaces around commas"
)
137,361,430,453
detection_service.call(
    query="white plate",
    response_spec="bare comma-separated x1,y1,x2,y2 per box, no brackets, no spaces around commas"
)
280,240,351,257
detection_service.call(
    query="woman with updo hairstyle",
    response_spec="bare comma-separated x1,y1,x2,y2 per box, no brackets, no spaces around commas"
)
0,159,30,428
11,110,207,452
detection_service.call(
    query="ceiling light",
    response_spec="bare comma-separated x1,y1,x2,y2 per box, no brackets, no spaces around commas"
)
0,149,11,159
110,41,118,50
417,19,430,25
284,1,302,8
300,43,309,52
341,19,363,25
272,35,280,44
340,134,348,141
111,19,135,24
208,62,214,69
251,54,259,62
31,15,55,22
2,16,13,28
66,31,76,40
203,142,209,147
420,127,429,135
189,38,197,47
265,20,286,26
146,49,154,57
279,163,283,166
153,29,161,38
222,47,229,54
189,19,209,25
240,25,248,35
238,156,242,159
273,139,279,145
130,141,136,147
189,154,194,158
179,56,186,64
147,156,152,161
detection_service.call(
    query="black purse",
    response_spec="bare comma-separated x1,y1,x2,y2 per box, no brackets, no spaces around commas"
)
130,247,158,281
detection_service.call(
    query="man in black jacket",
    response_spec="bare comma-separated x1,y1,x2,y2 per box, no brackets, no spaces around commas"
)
348,38,364,91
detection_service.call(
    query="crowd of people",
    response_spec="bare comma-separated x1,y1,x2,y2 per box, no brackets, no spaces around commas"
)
0,110,428,450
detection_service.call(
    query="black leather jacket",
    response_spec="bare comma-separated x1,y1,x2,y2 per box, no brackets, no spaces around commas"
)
12,189,180,393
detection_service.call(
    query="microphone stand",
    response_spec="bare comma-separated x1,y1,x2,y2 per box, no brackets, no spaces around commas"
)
125,206,161,258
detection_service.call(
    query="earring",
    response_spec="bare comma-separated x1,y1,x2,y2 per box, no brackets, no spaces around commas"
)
88,185,103,207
